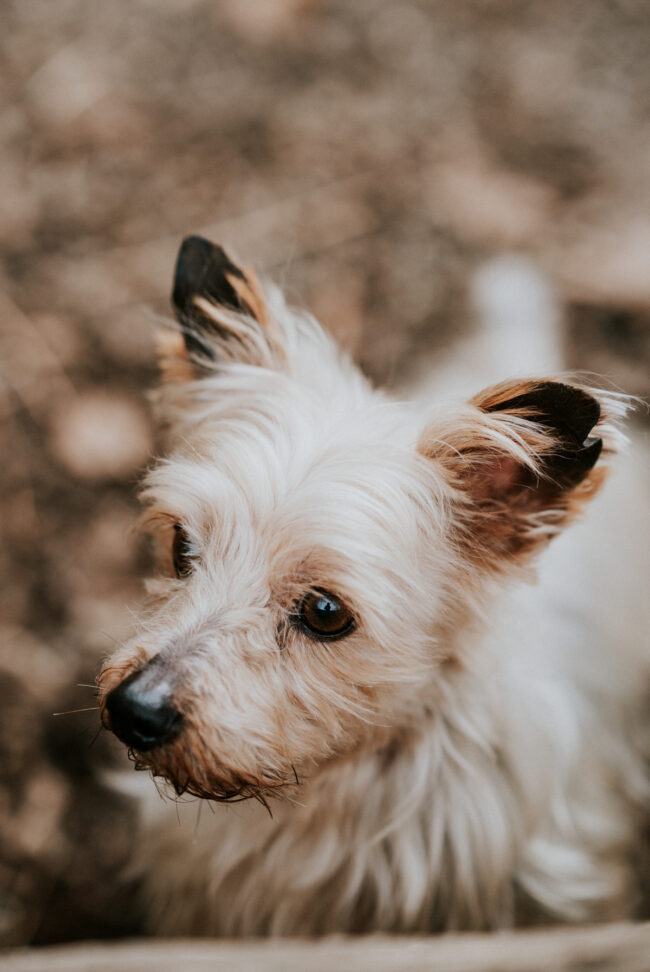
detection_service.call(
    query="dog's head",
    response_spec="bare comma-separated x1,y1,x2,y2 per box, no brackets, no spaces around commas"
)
98,236,623,803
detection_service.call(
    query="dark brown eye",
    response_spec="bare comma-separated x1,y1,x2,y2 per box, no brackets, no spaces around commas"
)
172,524,196,578
297,590,355,640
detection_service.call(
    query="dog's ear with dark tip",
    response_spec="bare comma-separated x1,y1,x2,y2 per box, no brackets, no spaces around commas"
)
162,235,277,374
419,379,620,565
172,236,257,356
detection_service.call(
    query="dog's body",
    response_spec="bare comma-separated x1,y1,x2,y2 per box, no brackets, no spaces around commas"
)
99,240,648,936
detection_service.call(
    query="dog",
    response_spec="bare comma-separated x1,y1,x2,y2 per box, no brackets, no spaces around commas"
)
98,236,648,935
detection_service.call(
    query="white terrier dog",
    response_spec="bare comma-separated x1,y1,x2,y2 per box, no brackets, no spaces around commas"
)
98,237,648,935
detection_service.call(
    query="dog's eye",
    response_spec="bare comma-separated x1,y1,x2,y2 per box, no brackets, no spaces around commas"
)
297,590,355,640
172,525,197,578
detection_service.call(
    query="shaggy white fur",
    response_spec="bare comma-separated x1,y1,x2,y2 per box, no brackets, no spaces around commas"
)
98,241,648,935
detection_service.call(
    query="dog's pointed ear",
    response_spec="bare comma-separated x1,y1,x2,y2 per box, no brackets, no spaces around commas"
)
160,235,282,377
419,379,621,564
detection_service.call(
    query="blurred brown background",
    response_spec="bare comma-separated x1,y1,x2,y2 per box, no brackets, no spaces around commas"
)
1,0,649,948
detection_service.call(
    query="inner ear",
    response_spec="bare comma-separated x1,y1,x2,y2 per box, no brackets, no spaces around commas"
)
170,235,270,362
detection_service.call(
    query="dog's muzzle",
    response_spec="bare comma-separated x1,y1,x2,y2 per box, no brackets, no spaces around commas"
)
105,659,182,752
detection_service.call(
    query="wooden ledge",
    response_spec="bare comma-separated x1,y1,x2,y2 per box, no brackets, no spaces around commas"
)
2,922,649,972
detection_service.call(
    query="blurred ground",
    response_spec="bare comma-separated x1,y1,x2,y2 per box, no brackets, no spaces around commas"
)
0,0,649,948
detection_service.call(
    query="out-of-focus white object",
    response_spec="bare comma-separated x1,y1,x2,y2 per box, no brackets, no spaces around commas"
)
412,254,564,403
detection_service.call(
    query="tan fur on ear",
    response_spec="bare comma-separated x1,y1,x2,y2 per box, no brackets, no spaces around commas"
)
192,291,287,368
227,266,269,326
157,330,196,383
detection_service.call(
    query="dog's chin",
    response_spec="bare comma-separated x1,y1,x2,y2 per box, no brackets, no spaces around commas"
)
127,745,296,806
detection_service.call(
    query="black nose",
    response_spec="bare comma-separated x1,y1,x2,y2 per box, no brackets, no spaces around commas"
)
105,666,182,752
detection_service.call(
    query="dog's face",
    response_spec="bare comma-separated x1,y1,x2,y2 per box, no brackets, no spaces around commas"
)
98,236,619,803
